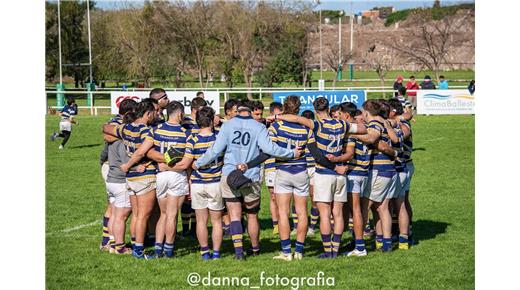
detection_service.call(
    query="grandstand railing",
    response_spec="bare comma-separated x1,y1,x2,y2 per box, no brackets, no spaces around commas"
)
45,86,469,115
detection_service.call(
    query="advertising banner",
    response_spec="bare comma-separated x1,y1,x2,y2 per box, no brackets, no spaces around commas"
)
417,90,474,115
272,90,366,113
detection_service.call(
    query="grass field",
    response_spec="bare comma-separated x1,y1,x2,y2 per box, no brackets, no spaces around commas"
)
46,114,475,289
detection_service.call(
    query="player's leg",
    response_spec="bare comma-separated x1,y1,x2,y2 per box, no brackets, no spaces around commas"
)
377,198,393,252
195,208,210,259
293,193,308,260
100,203,113,251
206,182,224,259
222,210,231,237
395,171,410,249
269,187,279,235
290,202,298,235
154,197,167,256
307,167,318,236
164,195,184,258
220,175,245,259
60,130,71,148
132,179,157,259
330,175,347,257
243,181,262,256
316,202,332,258
274,191,292,260
129,194,138,247
111,183,132,254
180,199,192,237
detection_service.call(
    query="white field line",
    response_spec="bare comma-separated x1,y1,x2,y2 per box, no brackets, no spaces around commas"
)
422,137,446,143
47,220,99,235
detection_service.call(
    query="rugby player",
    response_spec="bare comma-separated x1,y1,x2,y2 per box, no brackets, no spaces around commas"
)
193,100,298,260
300,110,319,237
50,96,78,149
265,102,283,235
102,99,140,254
181,96,208,238
144,101,189,258
169,106,225,260
103,99,158,259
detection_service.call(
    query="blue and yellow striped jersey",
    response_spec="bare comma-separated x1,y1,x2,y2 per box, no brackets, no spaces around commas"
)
182,116,200,138
60,104,78,121
312,118,350,175
346,137,370,176
107,114,123,126
268,120,315,174
264,157,276,173
148,122,188,155
305,149,315,168
114,123,157,180
391,124,406,172
185,133,223,183
366,120,395,172
401,120,413,163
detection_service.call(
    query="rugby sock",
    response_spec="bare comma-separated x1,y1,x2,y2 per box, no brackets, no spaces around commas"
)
154,242,163,255
101,216,110,246
115,243,126,254
109,235,115,247
131,237,136,249
181,203,191,234
223,221,230,233
200,246,210,260
399,235,409,249
331,234,342,257
291,206,298,229
189,211,197,234
281,239,292,255
164,243,174,258
376,235,383,250
310,207,319,230
212,250,221,259
295,241,305,254
382,238,392,252
272,220,279,227
355,239,366,252
321,234,332,257
133,243,144,255
230,221,244,258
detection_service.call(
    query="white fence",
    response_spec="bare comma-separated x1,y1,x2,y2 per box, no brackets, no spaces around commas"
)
45,86,469,115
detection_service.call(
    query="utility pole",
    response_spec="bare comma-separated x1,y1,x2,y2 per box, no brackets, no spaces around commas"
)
87,0,93,85
319,0,323,80
57,0,62,85
350,1,354,53
338,11,344,81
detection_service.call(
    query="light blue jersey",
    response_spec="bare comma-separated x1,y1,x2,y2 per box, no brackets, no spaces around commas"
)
195,114,294,182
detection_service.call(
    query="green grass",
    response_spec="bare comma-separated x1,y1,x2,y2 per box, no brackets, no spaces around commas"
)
46,114,474,289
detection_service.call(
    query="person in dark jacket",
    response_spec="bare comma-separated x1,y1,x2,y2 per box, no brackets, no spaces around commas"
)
393,75,405,97
420,75,436,90
468,80,475,95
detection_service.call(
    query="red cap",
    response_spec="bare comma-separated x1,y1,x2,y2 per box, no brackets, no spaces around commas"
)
397,75,404,81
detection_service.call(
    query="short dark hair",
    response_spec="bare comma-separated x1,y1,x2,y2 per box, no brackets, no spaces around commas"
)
196,106,215,128
313,97,329,112
253,100,264,111
269,102,283,113
330,104,340,115
67,96,75,106
301,110,315,120
119,98,138,115
191,97,207,111
362,100,382,116
409,75,415,79
137,98,157,118
196,91,204,97
149,88,166,99
283,95,301,115
339,102,357,117
439,75,445,79
388,98,404,115
377,100,390,119
166,101,184,117
147,97,159,105
224,99,239,115
240,100,255,112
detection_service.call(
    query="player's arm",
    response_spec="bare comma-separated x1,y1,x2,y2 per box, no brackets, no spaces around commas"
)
120,139,154,173
147,149,165,163
376,140,397,158
400,121,411,139
353,127,380,145
257,126,297,159
159,155,193,172
327,142,354,163
270,114,315,130
384,121,400,144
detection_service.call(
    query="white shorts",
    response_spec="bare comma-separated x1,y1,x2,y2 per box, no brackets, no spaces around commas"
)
265,170,276,188
59,120,72,132
274,169,309,197
191,182,225,211
363,171,397,202
127,177,156,196
106,182,131,208
313,173,346,202
156,171,189,199
307,167,315,186
347,175,368,195
393,171,408,199
404,162,415,192
221,175,261,203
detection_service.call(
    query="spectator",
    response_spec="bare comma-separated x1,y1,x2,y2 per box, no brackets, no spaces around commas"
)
438,75,449,90
468,80,475,95
405,75,420,110
420,75,436,90
393,75,405,97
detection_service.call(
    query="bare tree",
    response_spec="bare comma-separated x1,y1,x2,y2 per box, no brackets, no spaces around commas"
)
362,44,394,98
324,44,354,89
383,9,474,82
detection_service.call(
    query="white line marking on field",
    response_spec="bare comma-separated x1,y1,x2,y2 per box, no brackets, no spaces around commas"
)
423,137,446,143
47,220,99,235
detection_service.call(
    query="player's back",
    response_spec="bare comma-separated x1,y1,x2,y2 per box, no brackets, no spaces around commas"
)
313,118,348,175
150,122,188,154
269,120,313,174
186,133,223,183
366,120,395,172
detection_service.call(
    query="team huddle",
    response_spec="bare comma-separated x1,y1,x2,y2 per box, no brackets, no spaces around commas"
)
97,88,415,261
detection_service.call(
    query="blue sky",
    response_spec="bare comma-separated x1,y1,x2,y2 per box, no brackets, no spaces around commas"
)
95,0,474,13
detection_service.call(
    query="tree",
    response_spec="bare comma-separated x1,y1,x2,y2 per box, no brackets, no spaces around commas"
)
362,44,394,98
382,8,474,82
